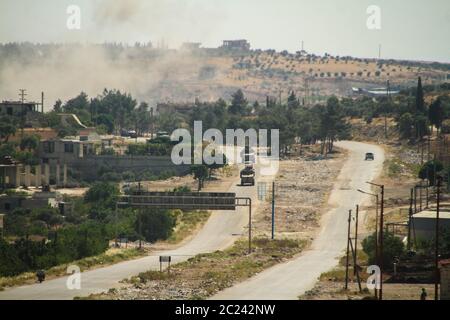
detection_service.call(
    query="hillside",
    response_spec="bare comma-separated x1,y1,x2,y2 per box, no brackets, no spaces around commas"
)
0,43,448,106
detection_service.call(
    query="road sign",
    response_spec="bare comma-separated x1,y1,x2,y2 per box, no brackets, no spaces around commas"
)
116,193,253,254
159,256,172,273
118,192,236,210
159,256,171,263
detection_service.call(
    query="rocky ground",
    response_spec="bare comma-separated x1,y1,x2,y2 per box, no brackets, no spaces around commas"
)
83,238,306,300
254,147,346,240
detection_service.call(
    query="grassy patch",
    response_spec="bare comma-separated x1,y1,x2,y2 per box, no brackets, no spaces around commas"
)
320,250,370,282
0,248,145,291
167,210,211,244
385,156,421,178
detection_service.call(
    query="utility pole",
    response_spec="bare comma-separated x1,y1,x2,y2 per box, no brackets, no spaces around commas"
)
150,107,154,139
353,204,362,292
408,188,413,251
426,134,431,207
379,184,384,300
435,177,442,300
374,194,379,272
357,189,379,291
41,91,44,113
367,181,385,300
354,205,359,266
384,80,390,139
271,181,275,240
19,89,27,103
414,186,417,213
138,182,142,250
345,209,352,290
419,183,423,212
19,89,27,137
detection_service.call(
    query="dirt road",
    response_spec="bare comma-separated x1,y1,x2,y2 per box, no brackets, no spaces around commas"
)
211,141,385,300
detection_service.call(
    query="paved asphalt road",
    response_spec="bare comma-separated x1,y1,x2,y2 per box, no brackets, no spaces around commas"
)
0,141,383,300
0,148,273,300
211,141,385,300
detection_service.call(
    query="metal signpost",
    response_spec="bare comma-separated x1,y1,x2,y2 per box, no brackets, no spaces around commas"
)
160,256,172,273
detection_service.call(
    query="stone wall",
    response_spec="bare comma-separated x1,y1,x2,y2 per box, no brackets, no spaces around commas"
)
68,155,190,180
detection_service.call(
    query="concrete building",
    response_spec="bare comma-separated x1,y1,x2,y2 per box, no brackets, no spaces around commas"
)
411,210,450,241
221,40,250,51
8,128,58,143
0,156,20,189
1,152,69,189
0,101,40,117
0,190,63,214
0,100,44,128
37,138,190,181
39,138,97,165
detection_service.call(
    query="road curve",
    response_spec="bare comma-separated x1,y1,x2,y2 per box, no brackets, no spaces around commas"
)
0,149,272,300
211,141,385,300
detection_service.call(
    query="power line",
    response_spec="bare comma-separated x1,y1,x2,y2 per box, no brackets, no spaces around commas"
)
19,89,27,103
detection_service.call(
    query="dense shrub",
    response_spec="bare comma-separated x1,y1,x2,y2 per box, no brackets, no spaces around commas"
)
362,231,405,270
137,209,176,242
0,222,109,277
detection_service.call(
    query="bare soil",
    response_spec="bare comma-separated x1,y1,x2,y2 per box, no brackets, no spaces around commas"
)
254,147,347,241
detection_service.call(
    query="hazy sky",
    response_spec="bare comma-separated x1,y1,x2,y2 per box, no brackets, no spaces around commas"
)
0,0,449,62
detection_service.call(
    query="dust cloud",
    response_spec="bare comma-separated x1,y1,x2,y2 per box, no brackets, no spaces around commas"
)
0,0,227,110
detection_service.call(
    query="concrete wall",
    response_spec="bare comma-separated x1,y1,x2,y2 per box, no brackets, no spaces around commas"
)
68,155,190,180
412,217,450,241
0,195,54,213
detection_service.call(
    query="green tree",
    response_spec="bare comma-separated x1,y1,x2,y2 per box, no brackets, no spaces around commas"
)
418,159,444,186
53,99,62,113
415,77,428,139
0,116,17,143
190,164,209,191
317,96,351,154
428,97,444,134
84,182,119,208
287,91,300,109
19,135,40,151
398,112,415,139
415,76,425,113
137,209,175,242
362,231,405,270
229,89,248,115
